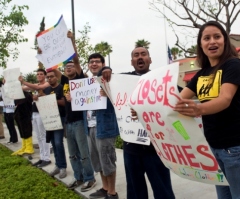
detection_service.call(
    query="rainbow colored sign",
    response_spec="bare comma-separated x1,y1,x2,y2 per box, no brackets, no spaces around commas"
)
36,15,75,71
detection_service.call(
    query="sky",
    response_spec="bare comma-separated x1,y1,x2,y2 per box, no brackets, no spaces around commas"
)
5,0,240,76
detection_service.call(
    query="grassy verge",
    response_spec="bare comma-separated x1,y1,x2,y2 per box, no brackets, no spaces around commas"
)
0,144,82,199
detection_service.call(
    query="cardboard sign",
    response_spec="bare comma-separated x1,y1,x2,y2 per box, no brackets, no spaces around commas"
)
36,94,63,130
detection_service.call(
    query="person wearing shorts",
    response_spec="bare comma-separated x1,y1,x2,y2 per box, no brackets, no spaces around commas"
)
84,53,119,199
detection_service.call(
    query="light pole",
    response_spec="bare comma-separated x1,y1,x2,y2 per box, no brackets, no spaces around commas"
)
71,0,75,39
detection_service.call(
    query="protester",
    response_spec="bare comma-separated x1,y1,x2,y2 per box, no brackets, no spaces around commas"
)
42,71,67,179
101,47,175,199
0,83,4,139
12,91,34,155
52,31,96,191
174,21,240,199
1,83,18,144
3,105,18,144
20,69,51,167
83,53,119,199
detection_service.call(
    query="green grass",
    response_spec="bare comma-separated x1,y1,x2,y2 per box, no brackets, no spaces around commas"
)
0,144,82,199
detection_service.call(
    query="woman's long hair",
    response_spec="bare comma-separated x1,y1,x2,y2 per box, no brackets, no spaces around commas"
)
196,21,238,79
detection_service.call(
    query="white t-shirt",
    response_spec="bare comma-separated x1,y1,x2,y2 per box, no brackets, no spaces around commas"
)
87,110,97,127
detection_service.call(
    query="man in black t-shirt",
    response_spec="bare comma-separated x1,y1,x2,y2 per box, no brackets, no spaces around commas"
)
53,31,95,191
41,71,67,179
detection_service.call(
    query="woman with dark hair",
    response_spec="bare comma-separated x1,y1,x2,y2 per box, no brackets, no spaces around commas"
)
174,21,240,199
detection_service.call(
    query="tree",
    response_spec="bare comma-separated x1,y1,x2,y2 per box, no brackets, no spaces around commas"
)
170,47,183,60
24,72,37,84
187,45,197,56
34,17,45,69
149,0,240,57
0,0,29,68
94,41,113,66
75,23,94,72
135,39,151,49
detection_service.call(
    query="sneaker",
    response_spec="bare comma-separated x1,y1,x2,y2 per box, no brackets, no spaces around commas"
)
104,193,119,199
32,159,42,166
50,166,60,176
59,168,67,179
89,188,108,199
37,160,51,168
68,179,84,190
81,179,96,192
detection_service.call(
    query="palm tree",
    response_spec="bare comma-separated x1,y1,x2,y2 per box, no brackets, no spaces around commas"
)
187,45,197,56
94,41,112,66
170,47,183,60
135,39,150,49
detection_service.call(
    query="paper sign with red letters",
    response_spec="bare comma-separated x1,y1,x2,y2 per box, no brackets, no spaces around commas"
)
129,62,227,185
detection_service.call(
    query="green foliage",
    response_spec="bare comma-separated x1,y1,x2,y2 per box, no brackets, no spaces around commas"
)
187,45,197,56
0,144,82,199
170,47,183,60
115,135,123,149
135,39,151,49
75,23,94,72
94,41,112,57
0,0,29,68
24,72,37,84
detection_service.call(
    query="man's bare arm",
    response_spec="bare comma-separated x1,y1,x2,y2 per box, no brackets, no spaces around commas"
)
57,97,65,106
20,78,50,91
68,31,82,75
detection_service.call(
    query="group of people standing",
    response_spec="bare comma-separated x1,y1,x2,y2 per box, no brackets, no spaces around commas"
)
1,20,240,199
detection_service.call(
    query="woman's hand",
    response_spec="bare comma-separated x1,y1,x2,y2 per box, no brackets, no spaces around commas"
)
174,99,201,117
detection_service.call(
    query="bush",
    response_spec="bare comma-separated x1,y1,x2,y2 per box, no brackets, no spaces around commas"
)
115,135,123,149
0,144,82,199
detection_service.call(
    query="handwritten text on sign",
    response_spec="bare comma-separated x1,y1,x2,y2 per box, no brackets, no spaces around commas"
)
36,94,63,131
97,75,150,145
129,63,227,185
70,77,107,111
36,16,75,70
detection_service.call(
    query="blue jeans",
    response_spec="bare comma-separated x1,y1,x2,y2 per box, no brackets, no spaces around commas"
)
50,118,67,169
211,146,240,199
124,150,175,199
66,120,94,182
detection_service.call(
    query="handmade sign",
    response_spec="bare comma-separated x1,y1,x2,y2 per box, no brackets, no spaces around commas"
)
97,75,150,145
36,94,63,130
70,76,107,111
3,67,25,99
129,62,227,185
36,15,75,71
1,86,15,107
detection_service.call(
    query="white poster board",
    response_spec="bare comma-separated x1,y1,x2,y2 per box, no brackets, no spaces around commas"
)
129,62,227,185
35,94,63,131
70,77,107,111
1,86,15,107
3,67,25,99
97,75,150,145
36,15,75,71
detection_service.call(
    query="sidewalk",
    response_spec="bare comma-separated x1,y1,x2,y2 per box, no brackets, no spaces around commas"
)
0,124,217,199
